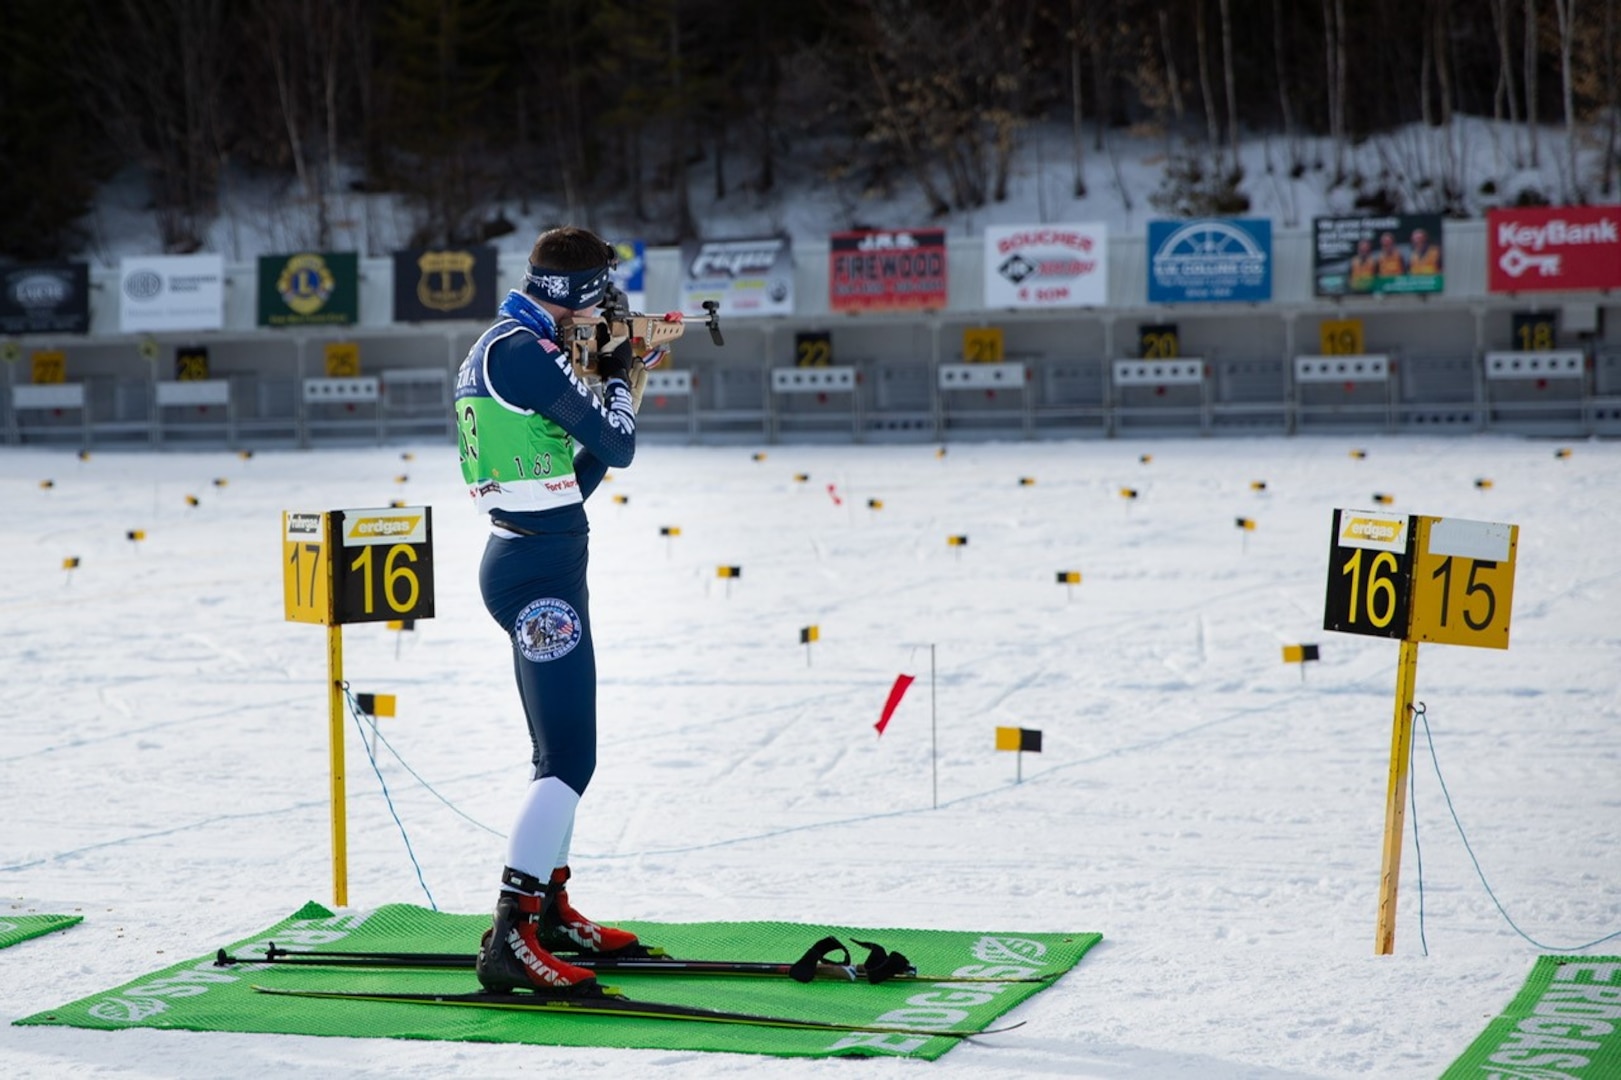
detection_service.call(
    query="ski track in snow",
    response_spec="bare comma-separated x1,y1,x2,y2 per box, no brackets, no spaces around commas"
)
0,434,1617,1079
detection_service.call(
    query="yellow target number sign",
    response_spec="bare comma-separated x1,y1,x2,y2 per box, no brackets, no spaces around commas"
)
283,507,435,625
282,511,331,624
334,507,435,624
1408,516,1518,649
1319,318,1365,356
324,342,361,378
963,327,1005,363
1324,509,1517,649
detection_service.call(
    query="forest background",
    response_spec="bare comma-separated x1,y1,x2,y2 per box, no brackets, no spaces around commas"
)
1,0,1617,264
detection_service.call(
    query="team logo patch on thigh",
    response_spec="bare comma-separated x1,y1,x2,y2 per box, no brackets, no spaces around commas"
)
514,598,582,662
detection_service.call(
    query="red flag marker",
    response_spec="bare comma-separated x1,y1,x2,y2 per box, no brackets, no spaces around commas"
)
875,674,915,736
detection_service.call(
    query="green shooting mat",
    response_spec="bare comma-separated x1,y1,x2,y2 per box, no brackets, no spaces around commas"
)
14,902,1099,1060
1440,955,1621,1079
0,913,83,951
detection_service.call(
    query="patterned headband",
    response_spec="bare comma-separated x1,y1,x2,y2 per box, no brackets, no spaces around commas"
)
523,264,612,310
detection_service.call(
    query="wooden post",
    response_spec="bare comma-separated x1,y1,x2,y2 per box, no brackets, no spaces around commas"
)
328,622,348,908
1374,638,1420,954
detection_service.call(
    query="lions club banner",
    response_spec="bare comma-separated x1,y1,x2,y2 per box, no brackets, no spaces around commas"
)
983,225,1107,308
257,252,358,327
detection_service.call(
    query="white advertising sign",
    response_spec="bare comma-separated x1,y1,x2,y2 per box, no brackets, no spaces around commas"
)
678,236,795,317
119,254,225,333
983,224,1108,308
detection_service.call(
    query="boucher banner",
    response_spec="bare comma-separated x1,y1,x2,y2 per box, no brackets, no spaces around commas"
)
0,262,90,335
678,236,794,317
391,246,497,322
1313,214,1443,296
1487,205,1621,293
1147,218,1271,303
611,239,647,310
983,225,1108,308
257,252,359,327
829,228,948,313
119,254,225,333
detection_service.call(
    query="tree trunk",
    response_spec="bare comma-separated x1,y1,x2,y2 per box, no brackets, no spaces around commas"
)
1195,0,1220,148
1421,1,1435,126
1525,0,1540,167
1088,0,1109,152
1435,0,1453,127
1607,0,1618,193
1321,0,1343,175
1158,9,1186,123
1071,0,1087,196
1219,0,1239,171
1271,0,1298,168
1552,0,1578,198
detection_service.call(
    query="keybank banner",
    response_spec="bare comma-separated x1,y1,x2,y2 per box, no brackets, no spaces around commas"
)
829,228,948,313
119,254,225,333
1487,205,1621,293
1147,218,1272,303
983,225,1108,308
678,236,794,317
391,246,497,322
1314,214,1444,296
0,262,90,335
257,252,358,327
611,239,647,311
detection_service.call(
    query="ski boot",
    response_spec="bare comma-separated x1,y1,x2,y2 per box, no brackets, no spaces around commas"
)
539,865,645,956
476,869,602,995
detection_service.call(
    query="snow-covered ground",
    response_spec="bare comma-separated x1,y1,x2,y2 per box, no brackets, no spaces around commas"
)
1,433,1617,1078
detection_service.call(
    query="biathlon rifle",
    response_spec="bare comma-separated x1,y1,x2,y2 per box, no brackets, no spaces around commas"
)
567,283,723,374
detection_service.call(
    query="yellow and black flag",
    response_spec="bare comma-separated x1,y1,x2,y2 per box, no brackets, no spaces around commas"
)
995,726,1042,753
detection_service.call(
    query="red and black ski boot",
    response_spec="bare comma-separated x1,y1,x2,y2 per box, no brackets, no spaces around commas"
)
475,869,602,995
539,865,644,956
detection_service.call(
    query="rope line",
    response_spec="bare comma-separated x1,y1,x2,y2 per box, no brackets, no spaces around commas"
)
1409,704,1429,956
361,711,505,838
1412,701,1621,953
343,683,437,910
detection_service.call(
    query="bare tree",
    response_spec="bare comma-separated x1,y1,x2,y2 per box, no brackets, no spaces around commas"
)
76,0,231,252
1607,0,1618,193
1158,8,1187,124
1271,0,1300,170
1070,0,1088,197
1194,0,1221,149
1551,0,1580,197
1321,0,1348,177
1526,0,1541,166
1218,0,1240,172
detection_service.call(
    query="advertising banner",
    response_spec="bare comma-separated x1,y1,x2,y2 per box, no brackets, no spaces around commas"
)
119,254,225,333
1313,214,1443,296
391,246,497,322
1487,205,1621,293
257,252,359,327
610,239,647,310
1147,218,1271,303
983,225,1108,308
829,228,947,313
0,262,90,335
678,236,794,317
